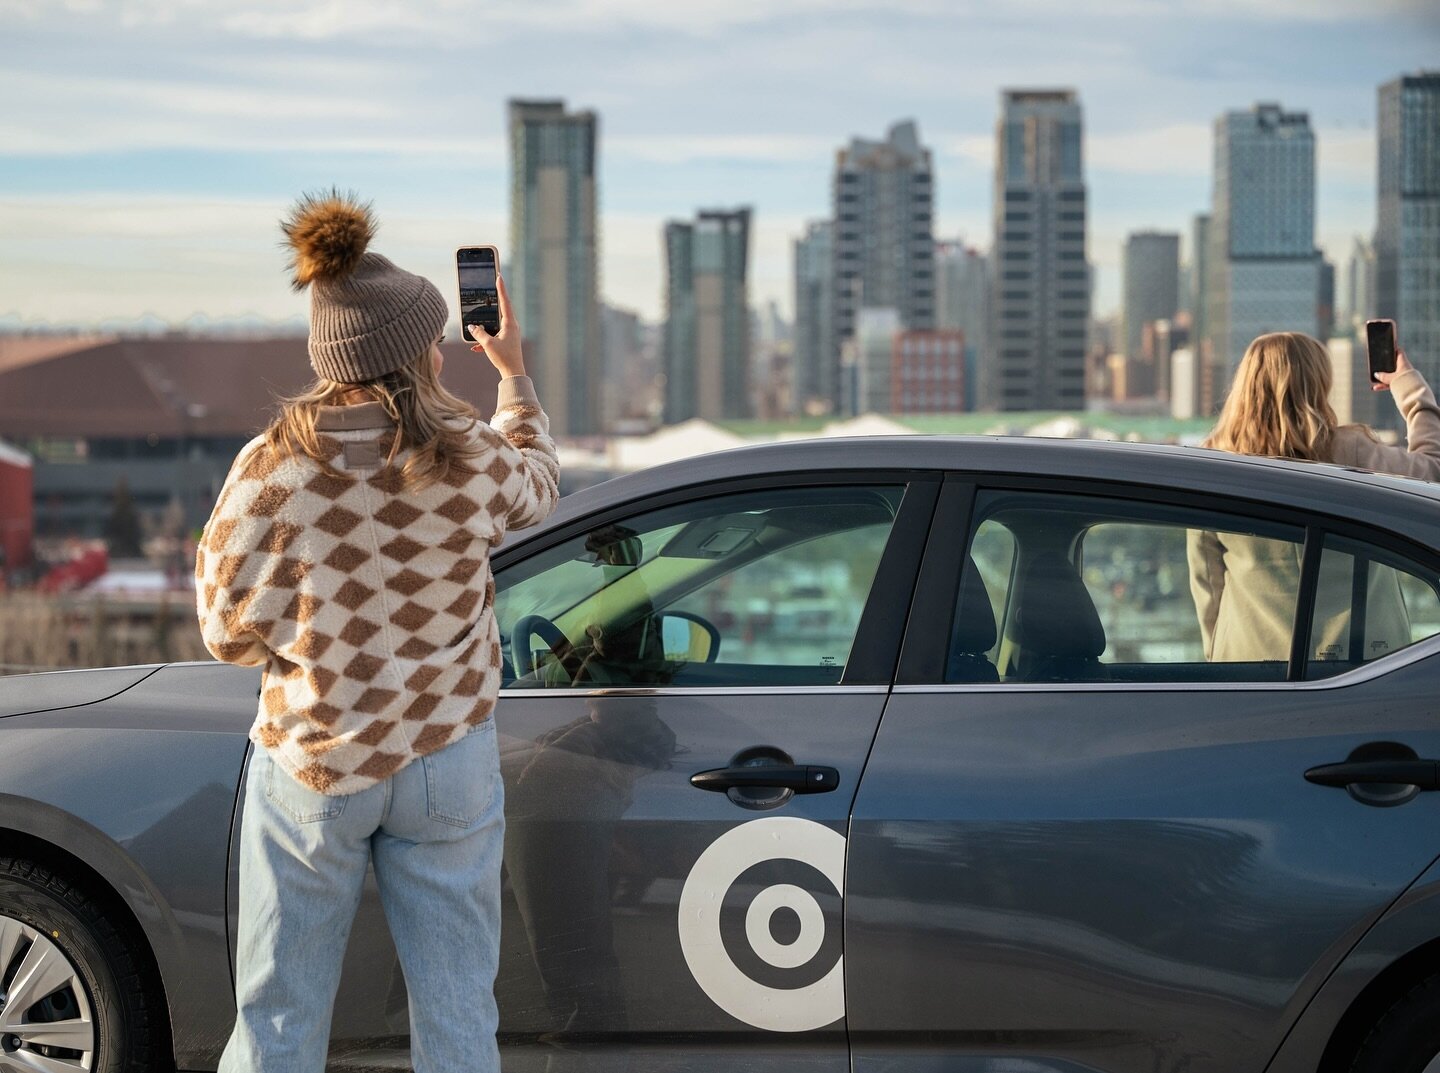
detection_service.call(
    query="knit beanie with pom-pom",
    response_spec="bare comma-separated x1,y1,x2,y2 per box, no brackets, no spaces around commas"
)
281,191,449,384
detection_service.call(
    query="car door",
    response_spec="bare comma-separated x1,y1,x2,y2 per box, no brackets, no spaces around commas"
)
481,472,936,1072
847,476,1440,1073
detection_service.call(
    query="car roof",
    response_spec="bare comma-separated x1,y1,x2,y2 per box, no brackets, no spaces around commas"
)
527,437,1440,554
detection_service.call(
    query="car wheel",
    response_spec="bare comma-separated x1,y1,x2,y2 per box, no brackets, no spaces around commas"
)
1350,974,1440,1073
0,857,167,1073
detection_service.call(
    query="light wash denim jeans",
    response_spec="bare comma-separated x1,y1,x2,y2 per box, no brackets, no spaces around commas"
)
219,719,505,1073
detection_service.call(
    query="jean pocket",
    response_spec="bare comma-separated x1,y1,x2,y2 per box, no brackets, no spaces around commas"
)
265,757,348,823
423,720,498,829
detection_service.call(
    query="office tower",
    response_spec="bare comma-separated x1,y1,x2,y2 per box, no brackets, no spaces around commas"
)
1186,214,1216,410
1378,73,1440,385
936,240,988,341
840,307,902,415
892,330,967,413
1329,336,1380,427
1207,102,1321,378
1171,347,1199,419
1344,235,1377,333
663,208,752,423
988,89,1089,411
831,120,934,412
1122,231,1181,365
1318,258,1336,339
601,304,659,425
508,99,601,435
793,220,834,415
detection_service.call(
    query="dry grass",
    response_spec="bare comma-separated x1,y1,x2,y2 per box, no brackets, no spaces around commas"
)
0,592,209,675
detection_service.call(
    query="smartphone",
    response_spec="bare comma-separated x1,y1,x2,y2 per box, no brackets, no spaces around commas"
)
456,245,501,338
1367,318,1398,383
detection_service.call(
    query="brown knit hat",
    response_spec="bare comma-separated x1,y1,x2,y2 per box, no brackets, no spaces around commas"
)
281,191,449,384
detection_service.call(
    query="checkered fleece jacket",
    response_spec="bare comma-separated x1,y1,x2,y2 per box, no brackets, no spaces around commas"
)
196,376,559,794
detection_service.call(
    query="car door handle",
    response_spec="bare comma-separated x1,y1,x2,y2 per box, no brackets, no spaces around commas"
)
690,764,840,794
1304,759,1440,790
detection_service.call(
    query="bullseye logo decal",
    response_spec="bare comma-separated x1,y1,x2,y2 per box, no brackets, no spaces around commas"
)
677,816,846,1032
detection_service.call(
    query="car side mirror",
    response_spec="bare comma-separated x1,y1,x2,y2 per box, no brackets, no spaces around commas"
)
658,612,720,664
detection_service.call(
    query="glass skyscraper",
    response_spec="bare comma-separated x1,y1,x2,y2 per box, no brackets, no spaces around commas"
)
507,99,601,436
1206,103,1320,378
1378,73,1440,388
663,208,752,423
792,220,834,415
987,89,1089,411
830,121,934,413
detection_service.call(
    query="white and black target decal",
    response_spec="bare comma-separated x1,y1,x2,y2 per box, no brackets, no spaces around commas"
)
677,816,846,1032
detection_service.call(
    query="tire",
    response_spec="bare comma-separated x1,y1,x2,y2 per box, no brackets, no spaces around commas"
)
1350,973,1440,1073
0,857,168,1073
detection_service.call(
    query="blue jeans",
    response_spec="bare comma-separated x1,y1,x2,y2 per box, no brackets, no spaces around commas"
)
220,720,505,1073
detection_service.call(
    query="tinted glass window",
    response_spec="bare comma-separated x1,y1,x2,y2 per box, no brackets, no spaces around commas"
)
1306,534,1440,679
495,486,903,689
948,491,1304,683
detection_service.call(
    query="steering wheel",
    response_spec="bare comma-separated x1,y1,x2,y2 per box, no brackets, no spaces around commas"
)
513,614,572,679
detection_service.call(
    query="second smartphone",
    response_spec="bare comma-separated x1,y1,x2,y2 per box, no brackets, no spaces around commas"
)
1367,318,1398,383
456,245,501,338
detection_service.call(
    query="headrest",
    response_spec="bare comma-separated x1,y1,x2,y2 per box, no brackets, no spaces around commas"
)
1010,552,1105,659
953,556,997,654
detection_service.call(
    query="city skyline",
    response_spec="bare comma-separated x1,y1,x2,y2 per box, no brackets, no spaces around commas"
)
2,1,1435,329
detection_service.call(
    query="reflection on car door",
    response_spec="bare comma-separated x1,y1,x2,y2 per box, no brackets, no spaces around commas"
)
847,477,1440,1073
487,475,936,1072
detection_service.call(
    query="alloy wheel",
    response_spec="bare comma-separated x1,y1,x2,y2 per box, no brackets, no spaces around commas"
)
0,914,95,1071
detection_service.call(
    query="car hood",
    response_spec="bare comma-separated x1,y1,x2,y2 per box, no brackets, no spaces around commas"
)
0,665,161,719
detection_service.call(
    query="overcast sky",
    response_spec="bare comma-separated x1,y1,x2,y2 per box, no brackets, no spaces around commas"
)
2,0,1437,329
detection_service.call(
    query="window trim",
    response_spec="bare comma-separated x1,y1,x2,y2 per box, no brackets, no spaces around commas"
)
492,470,941,690
897,473,1440,690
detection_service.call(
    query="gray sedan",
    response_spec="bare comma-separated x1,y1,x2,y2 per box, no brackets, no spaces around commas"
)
5,437,1440,1073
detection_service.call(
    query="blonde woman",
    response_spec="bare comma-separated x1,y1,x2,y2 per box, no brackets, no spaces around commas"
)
1189,331,1440,664
196,192,558,1073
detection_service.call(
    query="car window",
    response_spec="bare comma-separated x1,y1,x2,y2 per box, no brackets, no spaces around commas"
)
1306,534,1440,680
947,490,1305,684
494,485,904,689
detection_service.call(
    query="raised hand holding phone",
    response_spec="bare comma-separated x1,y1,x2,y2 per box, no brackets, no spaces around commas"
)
469,271,526,380
1372,348,1412,393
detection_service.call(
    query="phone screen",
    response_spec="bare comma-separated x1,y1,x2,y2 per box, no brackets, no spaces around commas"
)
457,247,500,337
1367,320,1397,382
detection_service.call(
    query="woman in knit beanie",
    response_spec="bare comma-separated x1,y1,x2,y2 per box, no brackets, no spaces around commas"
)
196,191,559,1073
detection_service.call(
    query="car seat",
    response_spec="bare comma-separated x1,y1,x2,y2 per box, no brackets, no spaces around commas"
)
1008,551,1108,681
946,556,1000,682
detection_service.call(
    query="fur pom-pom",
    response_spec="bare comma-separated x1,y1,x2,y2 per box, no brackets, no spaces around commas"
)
281,190,375,290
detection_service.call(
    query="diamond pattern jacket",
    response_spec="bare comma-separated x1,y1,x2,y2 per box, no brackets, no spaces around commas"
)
196,376,559,794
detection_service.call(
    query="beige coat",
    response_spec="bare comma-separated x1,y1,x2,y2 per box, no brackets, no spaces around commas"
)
1189,368,1440,664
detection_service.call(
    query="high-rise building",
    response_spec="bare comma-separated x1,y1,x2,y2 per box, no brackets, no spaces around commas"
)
508,98,601,436
1207,102,1321,377
663,208,752,423
1318,258,1336,339
840,307,902,416
1186,214,1220,412
1121,231,1181,366
1343,235,1377,334
1329,336,1381,428
831,121,934,411
988,89,1089,411
935,241,988,412
1378,72,1440,386
793,220,834,415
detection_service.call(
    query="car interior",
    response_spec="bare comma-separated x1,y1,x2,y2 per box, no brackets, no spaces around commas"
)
501,487,904,689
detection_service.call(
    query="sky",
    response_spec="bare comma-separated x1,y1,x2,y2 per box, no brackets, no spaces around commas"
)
2,0,1438,331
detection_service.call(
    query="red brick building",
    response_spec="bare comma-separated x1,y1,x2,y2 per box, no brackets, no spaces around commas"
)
890,330,966,413
0,440,32,571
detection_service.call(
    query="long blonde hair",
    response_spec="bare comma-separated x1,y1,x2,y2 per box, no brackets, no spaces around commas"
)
1206,331,1360,462
265,349,483,488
